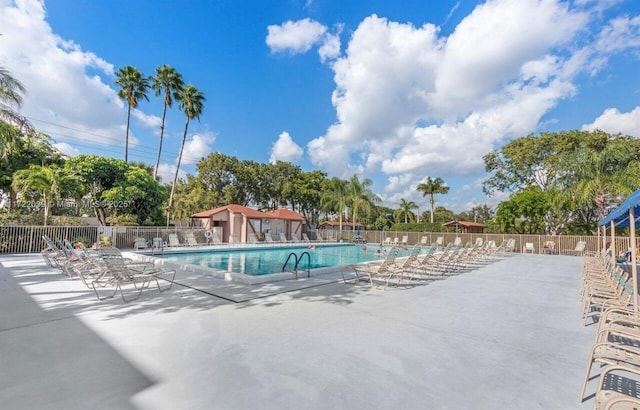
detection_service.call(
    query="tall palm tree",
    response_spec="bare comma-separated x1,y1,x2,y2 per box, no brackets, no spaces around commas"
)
115,66,149,162
417,176,450,223
346,174,379,229
166,84,206,226
320,177,348,237
395,198,418,223
150,65,184,179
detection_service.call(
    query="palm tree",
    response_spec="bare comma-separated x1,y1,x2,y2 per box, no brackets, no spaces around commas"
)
569,144,640,220
346,174,379,229
320,177,348,237
417,176,450,223
115,66,149,162
395,198,418,223
150,65,184,179
166,84,206,226
0,66,32,132
12,165,78,225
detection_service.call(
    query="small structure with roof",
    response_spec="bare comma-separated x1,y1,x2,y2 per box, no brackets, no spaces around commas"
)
442,220,486,234
190,205,306,243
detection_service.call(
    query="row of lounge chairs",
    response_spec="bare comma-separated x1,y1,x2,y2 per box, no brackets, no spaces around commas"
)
132,231,320,248
578,252,640,408
248,232,321,244
344,240,512,290
41,235,176,303
383,235,519,251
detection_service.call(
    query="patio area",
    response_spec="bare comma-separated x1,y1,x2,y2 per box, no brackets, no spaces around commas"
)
0,252,596,409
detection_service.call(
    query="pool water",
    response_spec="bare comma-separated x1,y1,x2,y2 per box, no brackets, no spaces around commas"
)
162,244,412,276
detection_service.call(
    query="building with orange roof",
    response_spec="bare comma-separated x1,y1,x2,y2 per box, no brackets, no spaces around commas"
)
442,220,486,234
191,205,306,243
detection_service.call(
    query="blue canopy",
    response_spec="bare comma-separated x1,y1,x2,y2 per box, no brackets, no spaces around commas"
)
598,189,640,227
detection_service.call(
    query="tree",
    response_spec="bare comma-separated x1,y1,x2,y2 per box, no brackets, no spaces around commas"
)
395,198,418,223
12,165,78,225
566,141,640,221
483,130,640,234
115,66,149,162
346,175,379,228
290,170,326,227
495,186,549,234
321,177,348,237
150,65,184,179
0,66,33,132
65,155,129,226
101,166,167,225
170,175,218,221
417,176,450,223
0,130,64,208
167,84,205,226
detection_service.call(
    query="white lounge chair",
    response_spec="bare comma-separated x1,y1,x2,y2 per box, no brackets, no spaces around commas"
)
168,233,181,247
291,233,301,242
562,240,587,256
522,242,535,254
345,247,401,289
279,233,289,242
133,237,148,250
401,235,408,244
185,232,204,246
248,233,259,244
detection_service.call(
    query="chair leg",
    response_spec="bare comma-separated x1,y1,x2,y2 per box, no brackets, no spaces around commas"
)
579,357,594,402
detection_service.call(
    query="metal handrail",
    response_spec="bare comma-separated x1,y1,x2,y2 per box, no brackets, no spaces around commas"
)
294,251,311,278
282,252,298,272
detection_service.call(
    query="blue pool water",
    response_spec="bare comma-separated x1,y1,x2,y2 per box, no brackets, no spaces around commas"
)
162,244,412,276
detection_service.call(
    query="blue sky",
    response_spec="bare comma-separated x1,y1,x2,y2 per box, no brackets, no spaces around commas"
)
1,0,640,214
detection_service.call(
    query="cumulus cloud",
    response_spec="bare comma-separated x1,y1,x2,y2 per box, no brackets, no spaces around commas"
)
269,132,303,164
266,18,327,54
0,0,158,155
266,18,341,63
307,0,639,202
180,132,216,165
582,107,640,137
156,163,187,184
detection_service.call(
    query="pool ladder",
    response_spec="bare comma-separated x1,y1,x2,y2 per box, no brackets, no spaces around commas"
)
282,251,311,279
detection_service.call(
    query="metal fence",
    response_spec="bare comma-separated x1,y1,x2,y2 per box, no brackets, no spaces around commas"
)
0,225,624,255
352,230,621,256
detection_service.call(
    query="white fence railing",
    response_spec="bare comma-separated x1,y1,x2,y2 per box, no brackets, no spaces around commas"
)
0,225,614,255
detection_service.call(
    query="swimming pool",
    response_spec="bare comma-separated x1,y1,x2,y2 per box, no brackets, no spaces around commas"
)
161,244,410,276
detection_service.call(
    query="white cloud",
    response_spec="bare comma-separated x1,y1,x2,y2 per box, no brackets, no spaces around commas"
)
267,18,342,63
308,0,638,208
52,142,80,157
132,108,162,129
318,32,341,63
582,107,640,137
181,132,216,165
0,0,157,155
156,163,187,184
266,18,327,54
269,132,303,164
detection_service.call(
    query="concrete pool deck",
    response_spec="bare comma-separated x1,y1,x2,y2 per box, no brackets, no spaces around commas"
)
0,253,598,409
